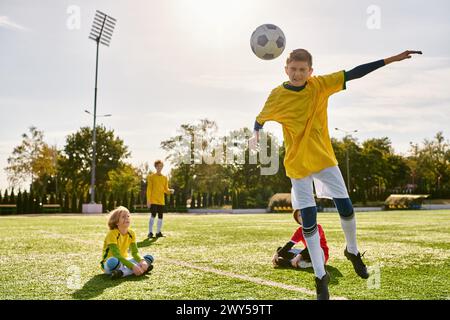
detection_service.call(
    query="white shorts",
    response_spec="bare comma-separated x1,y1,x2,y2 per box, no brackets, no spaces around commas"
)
291,166,349,210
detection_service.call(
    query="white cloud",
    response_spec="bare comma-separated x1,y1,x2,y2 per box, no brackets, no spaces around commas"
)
0,16,28,31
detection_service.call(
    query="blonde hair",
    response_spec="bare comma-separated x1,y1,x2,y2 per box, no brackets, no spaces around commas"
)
107,206,130,230
286,49,313,67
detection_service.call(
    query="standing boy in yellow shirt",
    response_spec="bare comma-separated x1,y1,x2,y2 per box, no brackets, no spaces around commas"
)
253,49,422,299
147,160,174,238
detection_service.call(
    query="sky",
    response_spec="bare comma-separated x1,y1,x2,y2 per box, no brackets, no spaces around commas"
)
1,0,450,191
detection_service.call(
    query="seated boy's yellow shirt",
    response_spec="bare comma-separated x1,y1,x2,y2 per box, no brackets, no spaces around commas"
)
147,173,169,205
101,228,136,263
256,71,346,179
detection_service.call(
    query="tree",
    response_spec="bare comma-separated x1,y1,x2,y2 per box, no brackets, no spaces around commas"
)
106,164,141,200
58,125,130,196
31,145,59,195
407,132,450,196
3,189,9,204
71,193,78,213
17,190,23,214
136,162,153,181
5,126,57,191
101,193,108,213
108,193,115,211
23,191,29,214
191,193,196,208
161,121,288,208
161,119,221,196
129,192,135,213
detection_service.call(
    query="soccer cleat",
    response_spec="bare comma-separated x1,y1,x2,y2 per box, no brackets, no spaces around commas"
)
147,232,154,239
314,271,330,300
344,248,369,279
155,232,164,238
111,269,124,280
144,264,154,274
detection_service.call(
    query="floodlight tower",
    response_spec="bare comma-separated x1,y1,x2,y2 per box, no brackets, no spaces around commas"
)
87,10,116,205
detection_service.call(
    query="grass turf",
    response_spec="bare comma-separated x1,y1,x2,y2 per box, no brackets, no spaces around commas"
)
0,210,449,300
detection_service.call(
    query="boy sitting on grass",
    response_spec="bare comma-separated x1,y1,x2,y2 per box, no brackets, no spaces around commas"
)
100,206,154,279
273,209,329,269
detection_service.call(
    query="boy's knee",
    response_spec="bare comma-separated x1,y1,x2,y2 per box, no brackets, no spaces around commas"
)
158,213,163,219
143,255,154,264
300,206,318,236
151,212,157,218
334,198,354,218
106,257,120,271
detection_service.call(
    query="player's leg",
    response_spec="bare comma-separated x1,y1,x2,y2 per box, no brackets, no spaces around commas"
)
291,177,330,299
156,206,164,237
148,206,157,238
334,197,358,254
103,257,120,275
104,257,133,279
291,178,326,277
314,166,368,278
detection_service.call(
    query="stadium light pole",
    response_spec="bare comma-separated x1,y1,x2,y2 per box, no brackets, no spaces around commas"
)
84,110,112,118
335,128,358,191
88,10,116,205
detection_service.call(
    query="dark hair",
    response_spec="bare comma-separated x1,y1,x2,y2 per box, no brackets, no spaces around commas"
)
286,49,313,67
154,160,163,167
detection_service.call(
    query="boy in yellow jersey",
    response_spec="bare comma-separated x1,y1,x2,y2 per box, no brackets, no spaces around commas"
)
253,49,422,299
147,160,174,238
100,206,154,279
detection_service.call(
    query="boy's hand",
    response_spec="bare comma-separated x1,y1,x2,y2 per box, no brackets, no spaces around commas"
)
272,253,279,267
147,203,151,209
169,189,175,194
291,254,301,268
132,264,144,276
139,260,149,271
385,50,422,64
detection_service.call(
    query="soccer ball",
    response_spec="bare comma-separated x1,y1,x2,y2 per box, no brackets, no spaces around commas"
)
250,24,286,60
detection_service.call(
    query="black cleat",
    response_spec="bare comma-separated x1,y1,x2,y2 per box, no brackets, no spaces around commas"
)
147,232,154,239
155,232,164,238
344,248,369,279
314,271,330,300
111,269,123,280
144,264,154,274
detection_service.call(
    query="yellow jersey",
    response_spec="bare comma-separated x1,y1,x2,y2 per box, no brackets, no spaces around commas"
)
100,228,137,269
256,70,346,179
146,173,170,205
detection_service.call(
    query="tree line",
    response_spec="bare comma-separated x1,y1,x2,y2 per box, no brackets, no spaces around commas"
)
3,121,449,213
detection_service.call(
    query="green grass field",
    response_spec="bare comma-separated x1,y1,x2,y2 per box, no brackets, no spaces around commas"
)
0,210,449,300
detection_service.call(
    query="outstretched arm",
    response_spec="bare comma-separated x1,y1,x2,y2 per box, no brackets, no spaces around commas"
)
345,50,422,82
384,50,422,65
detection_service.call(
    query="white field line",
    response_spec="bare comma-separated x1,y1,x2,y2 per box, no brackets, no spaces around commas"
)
37,230,348,300
165,259,348,300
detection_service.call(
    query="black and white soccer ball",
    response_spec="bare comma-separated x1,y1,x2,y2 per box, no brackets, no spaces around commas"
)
250,24,286,60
